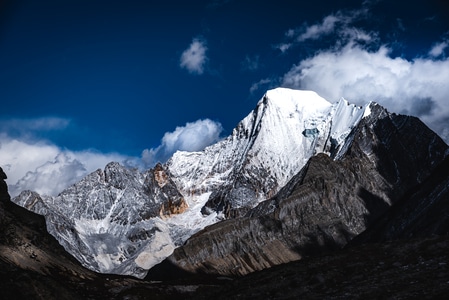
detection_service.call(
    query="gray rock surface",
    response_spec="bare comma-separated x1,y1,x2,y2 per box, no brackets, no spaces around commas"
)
13,162,187,278
352,154,449,243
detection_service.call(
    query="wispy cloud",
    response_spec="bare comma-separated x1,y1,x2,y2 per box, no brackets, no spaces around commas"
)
180,38,208,74
0,116,223,197
141,119,223,167
276,43,292,53
241,55,261,71
249,78,276,94
275,7,372,52
0,116,70,139
429,39,448,58
297,15,339,42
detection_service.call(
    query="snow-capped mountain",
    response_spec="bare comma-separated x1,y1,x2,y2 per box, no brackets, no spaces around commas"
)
166,88,368,217
159,99,448,278
13,88,375,278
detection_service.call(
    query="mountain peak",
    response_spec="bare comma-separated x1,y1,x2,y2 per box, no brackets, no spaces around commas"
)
262,88,332,115
12,88,433,279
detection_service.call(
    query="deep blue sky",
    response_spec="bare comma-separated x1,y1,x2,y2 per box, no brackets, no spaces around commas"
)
1,0,449,195
1,0,446,154
1,0,325,154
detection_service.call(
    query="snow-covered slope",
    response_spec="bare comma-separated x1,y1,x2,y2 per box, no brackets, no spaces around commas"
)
168,89,330,195
167,89,368,215
12,88,372,278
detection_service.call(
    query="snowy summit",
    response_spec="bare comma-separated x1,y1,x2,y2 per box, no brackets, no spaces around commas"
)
13,88,373,278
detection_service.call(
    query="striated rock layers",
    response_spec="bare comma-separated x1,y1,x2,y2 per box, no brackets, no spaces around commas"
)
3,164,449,299
352,154,449,244
160,103,448,277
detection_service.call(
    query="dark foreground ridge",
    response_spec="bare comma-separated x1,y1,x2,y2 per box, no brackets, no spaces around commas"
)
193,235,449,299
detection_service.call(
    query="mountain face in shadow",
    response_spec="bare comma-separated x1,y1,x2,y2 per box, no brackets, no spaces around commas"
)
152,103,448,278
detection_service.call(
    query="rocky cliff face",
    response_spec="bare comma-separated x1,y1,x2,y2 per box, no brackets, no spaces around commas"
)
13,162,189,278
0,167,204,299
351,154,449,244
159,103,448,277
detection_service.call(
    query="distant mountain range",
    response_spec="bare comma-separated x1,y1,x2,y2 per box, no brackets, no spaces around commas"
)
2,88,449,298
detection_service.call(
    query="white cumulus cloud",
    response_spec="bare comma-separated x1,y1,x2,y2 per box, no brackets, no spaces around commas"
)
264,6,449,143
141,119,223,167
429,40,448,58
180,38,208,74
0,117,223,197
10,152,87,197
0,136,61,185
0,134,132,197
281,43,449,142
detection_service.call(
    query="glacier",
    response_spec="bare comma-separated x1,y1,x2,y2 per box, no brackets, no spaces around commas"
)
13,88,373,278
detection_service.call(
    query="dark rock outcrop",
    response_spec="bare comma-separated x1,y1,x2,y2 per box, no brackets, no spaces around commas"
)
193,235,449,299
352,154,449,243
158,104,449,277
149,163,188,216
0,167,9,203
0,167,100,299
